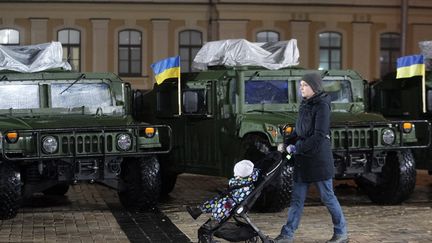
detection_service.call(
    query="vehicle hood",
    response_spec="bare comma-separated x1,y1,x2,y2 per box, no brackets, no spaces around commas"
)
241,111,387,126
241,112,297,125
0,115,136,131
331,112,387,125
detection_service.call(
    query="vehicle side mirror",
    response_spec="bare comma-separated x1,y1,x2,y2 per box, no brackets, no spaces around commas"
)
182,89,206,115
427,90,432,112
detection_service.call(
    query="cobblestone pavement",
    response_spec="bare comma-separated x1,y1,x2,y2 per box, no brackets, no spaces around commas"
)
164,170,432,243
0,170,431,243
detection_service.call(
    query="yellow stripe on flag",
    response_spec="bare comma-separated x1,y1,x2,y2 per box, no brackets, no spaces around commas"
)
396,63,425,79
154,66,180,85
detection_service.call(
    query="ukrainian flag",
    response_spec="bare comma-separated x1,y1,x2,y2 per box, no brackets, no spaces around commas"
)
151,56,180,85
396,54,425,79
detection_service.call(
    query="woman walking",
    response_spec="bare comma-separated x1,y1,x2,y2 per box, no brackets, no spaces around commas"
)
274,72,348,243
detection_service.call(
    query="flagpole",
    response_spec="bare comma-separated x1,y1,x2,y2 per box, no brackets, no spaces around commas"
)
178,73,181,116
422,66,426,113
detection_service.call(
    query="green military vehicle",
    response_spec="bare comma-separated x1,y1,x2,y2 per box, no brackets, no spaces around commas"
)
370,43,432,174
0,42,171,219
138,40,430,211
140,69,430,211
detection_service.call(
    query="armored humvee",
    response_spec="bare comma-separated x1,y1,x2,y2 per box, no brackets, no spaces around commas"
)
370,69,432,174
0,43,171,219
138,65,430,211
369,41,432,174
138,39,430,211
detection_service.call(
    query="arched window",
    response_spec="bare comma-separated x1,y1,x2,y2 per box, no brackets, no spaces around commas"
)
179,30,202,72
118,29,142,76
58,29,81,71
319,32,342,70
380,33,400,78
256,31,280,42
0,28,19,45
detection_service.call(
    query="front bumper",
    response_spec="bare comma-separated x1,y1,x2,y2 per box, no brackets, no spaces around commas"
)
1,125,172,161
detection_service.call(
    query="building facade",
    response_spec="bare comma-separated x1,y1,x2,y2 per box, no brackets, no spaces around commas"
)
1,0,431,89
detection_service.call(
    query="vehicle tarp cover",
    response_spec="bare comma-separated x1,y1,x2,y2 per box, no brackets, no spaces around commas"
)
192,39,299,70
0,41,71,73
419,40,432,71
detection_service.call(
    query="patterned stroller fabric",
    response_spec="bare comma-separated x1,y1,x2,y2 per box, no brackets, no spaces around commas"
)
199,168,260,222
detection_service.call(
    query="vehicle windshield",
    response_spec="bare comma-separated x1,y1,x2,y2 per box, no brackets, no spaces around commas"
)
245,80,288,104
295,79,353,103
0,84,40,109
0,82,124,115
51,83,123,115
322,80,353,103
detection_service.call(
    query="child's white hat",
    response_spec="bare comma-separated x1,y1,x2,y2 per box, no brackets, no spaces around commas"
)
234,160,254,177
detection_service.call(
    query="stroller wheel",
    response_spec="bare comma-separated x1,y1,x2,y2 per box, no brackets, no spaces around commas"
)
245,236,259,243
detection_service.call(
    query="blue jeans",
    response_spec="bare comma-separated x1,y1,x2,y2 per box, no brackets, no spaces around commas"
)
280,179,347,238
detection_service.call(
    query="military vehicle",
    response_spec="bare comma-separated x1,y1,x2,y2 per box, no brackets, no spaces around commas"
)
0,43,171,220
138,40,430,211
369,41,432,174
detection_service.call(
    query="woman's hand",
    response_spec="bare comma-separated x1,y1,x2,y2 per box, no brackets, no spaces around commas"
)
286,144,297,154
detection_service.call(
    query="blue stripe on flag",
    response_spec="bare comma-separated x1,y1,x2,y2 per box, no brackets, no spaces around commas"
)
151,56,180,75
396,55,424,69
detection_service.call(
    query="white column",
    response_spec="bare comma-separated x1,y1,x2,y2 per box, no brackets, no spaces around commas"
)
352,22,372,80
91,19,109,72
30,18,48,44
152,19,170,62
290,21,310,68
218,20,248,39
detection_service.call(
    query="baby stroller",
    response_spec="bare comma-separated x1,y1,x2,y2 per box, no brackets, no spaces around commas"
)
197,151,290,243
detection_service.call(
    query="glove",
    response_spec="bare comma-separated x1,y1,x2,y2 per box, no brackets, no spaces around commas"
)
286,144,296,154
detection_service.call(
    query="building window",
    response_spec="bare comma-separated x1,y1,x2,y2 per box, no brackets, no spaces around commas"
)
256,31,280,42
118,29,142,76
319,32,342,70
58,29,81,71
179,30,202,72
0,28,19,45
380,33,400,78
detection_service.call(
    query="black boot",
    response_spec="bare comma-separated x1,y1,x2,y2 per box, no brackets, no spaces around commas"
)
186,206,202,220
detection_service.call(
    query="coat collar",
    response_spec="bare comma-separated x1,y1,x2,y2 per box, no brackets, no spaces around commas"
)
301,91,328,105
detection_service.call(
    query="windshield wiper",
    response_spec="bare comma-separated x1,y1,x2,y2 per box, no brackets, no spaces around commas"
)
246,109,277,114
60,73,86,94
0,75,7,81
247,71,260,81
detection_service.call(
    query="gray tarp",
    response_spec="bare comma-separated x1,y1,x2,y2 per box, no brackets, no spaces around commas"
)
0,41,71,73
192,39,299,70
419,41,432,71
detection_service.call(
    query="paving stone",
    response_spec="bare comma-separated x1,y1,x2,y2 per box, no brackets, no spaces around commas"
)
1,171,431,242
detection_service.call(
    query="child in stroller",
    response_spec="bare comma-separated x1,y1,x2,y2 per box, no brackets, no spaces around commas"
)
186,159,260,222
186,151,289,243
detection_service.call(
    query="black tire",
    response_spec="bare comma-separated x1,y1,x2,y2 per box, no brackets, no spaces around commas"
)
240,134,270,162
161,172,178,196
240,135,293,212
253,162,294,212
159,155,178,196
355,150,416,204
0,162,22,220
118,156,161,211
43,183,70,195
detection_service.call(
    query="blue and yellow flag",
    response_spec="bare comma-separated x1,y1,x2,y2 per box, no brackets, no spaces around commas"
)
151,56,180,85
396,54,425,79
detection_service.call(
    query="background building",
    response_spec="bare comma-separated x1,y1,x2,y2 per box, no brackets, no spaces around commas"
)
1,0,431,89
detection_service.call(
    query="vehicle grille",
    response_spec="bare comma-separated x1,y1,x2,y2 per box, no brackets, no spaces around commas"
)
48,132,125,156
331,128,380,150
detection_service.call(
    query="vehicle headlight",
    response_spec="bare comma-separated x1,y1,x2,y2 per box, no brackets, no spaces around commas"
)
42,136,58,154
382,128,395,145
402,122,413,133
117,133,132,151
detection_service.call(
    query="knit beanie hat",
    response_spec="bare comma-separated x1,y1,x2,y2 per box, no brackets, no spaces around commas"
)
302,72,323,93
233,160,254,177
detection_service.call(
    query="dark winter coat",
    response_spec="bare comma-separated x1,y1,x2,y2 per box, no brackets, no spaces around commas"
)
288,91,334,182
